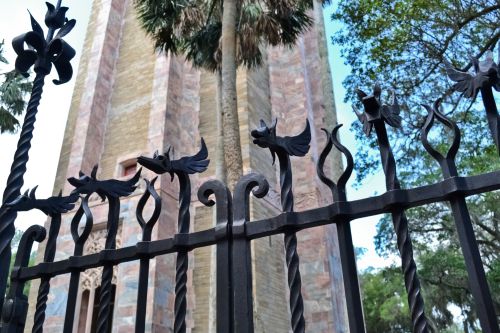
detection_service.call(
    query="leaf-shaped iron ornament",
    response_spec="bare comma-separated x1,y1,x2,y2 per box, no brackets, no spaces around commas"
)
137,138,209,180
12,1,76,84
444,46,500,156
444,50,500,100
317,125,354,202
353,83,402,136
251,118,311,165
4,186,78,216
421,99,461,178
67,165,141,201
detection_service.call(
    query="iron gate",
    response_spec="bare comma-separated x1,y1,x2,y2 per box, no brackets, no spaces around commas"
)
0,1,499,333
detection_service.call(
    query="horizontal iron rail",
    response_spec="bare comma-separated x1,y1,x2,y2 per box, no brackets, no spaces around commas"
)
14,170,500,282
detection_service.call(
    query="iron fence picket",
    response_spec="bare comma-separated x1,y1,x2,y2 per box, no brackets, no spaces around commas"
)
135,177,161,333
421,103,499,332
317,125,365,333
63,195,93,333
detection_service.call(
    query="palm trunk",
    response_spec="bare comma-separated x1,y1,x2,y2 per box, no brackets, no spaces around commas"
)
221,0,243,189
216,70,227,183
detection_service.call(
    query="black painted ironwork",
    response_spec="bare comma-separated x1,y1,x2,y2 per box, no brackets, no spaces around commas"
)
138,139,209,333
0,0,75,311
135,177,161,333
0,3,499,332
251,119,310,333
421,100,499,331
354,85,429,332
445,50,500,155
317,125,365,333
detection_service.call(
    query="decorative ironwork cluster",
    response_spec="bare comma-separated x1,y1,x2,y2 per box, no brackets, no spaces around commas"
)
1,7,499,332
13,2,76,84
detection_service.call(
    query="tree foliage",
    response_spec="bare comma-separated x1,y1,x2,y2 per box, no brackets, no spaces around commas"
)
360,266,413,332
332,0,500,183
332,0,500,330
0,40,32,134
134,0,328,71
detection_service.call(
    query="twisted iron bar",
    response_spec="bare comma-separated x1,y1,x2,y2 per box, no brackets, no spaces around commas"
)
373,121,429,333
355,85,429,332
1,0,75,310
250,119,309,333
0,74,46,308
96,196,120,333
277,148,305,333
174,173,191,333
32,214,62,333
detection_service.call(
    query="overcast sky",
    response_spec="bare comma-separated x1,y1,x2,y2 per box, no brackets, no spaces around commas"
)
0,0,391,269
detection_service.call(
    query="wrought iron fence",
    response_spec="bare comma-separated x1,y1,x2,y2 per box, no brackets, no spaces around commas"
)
0,1,499,333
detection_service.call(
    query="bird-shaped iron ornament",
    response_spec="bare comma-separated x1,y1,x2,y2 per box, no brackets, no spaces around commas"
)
12,2,76,84
67,165,141,201
137,138,210,179
4,186,78,216
251,118,311,165
444,49,500,100
353,84,402,136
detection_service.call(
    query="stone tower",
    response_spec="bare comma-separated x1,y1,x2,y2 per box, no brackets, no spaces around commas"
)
26,0,348,332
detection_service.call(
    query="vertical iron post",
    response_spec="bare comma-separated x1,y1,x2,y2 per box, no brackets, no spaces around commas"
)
355,85,429,332
317,125,365,333
198,180,233,333
251,119,311,333
421,102,499,332
135,178,161,333
0,0,75,309
1,225,46,333
232,173,269,333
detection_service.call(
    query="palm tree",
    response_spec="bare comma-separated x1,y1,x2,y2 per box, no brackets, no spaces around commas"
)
134,0,329,188
0,40,32,134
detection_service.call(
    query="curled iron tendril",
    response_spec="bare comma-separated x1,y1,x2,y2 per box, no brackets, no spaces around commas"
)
317,124,354,201
233,173,269,221
70,194,93,256
421,99,461,164
136,177,162,242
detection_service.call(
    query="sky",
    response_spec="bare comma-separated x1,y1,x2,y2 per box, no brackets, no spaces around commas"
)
0,1,393,269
